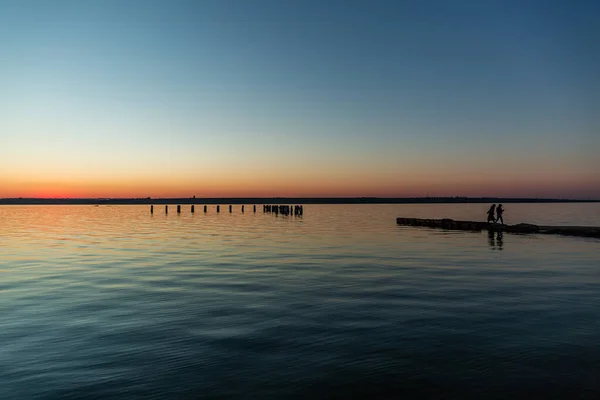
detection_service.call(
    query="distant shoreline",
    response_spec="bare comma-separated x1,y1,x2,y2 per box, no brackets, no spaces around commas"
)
0,197,598,205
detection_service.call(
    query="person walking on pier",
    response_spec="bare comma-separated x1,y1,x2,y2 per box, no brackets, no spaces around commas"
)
487,204,496,223
496,204,504,225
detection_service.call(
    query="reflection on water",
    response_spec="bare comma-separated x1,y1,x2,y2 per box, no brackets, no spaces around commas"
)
0,204,599,398
488,230,504,250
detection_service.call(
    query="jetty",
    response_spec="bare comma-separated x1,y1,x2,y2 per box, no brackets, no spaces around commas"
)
263,204,303,216
149,204,303,216
396,218,600,239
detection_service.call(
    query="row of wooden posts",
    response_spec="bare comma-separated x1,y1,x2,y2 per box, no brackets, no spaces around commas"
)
263,204,304,216
150,204,303,215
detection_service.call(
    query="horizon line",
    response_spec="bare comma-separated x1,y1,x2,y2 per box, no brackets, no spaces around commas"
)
1,196,599,204
1,195,599,200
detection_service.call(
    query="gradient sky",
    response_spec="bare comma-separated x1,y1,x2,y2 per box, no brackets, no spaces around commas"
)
1,0,599,198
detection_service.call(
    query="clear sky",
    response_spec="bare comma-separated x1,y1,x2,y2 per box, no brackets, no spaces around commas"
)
1,0,598,199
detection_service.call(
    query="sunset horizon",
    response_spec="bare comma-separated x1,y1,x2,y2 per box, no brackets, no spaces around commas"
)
2,185,599,200
2,0,598,202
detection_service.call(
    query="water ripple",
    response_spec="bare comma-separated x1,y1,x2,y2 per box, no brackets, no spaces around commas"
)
0,204,599,398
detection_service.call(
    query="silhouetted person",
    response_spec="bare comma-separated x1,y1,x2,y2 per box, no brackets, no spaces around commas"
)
487,204,496,223
496,204,504,225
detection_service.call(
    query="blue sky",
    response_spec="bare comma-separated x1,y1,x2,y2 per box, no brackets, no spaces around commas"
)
1,0,598,198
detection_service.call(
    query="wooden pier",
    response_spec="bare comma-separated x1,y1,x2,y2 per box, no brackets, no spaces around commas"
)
263,204,303,216
396,217,600,239
150,204,303,216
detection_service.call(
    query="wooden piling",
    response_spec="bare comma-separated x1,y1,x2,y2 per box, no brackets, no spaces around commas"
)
229,205,232,213
254,205,256,213
241,205,244,213
177,205,181,213
165,205,168,214
217,205,220,213
191,205,195,213
204,205,207,213
261,204,304,215
150,205,153,213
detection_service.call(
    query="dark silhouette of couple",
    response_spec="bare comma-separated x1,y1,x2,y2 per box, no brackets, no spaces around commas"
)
486,204,504,224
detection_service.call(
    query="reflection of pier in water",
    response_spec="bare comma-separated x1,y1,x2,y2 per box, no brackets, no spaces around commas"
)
396,217,600,239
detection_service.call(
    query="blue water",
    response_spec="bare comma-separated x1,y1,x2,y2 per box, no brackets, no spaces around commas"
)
1,204,599,398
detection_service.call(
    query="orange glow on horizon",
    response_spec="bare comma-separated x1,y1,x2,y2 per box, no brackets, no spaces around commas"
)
1,173,599,199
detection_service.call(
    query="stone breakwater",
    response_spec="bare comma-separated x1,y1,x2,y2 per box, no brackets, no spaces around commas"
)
396,218,600,239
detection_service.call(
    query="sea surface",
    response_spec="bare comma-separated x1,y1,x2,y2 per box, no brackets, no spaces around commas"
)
1,203,599,399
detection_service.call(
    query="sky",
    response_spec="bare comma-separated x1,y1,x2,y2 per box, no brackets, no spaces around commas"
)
1,0,598,199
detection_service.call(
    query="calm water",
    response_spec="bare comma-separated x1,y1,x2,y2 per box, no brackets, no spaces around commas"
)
1,204,599,399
